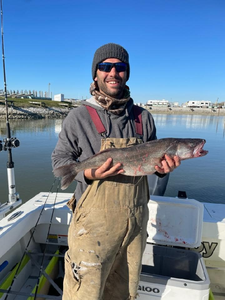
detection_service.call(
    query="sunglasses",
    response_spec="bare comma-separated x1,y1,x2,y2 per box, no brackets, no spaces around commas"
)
97,62,127,73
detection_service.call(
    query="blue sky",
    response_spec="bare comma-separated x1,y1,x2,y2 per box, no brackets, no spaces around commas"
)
1,0,224,105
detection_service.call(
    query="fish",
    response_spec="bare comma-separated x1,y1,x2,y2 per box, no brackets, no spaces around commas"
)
54,138,208,190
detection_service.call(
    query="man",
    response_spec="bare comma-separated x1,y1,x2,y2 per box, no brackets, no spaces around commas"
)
52,43,180,300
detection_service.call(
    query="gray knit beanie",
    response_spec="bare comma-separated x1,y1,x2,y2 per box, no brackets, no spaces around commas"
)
92,43,130,80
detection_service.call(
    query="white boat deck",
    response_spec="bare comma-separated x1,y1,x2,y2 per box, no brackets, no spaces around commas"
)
0,192,224,299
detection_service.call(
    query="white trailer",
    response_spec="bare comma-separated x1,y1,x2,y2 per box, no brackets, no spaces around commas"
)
186,101,212,108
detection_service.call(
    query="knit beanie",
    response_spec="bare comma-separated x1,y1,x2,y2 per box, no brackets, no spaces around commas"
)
92,43,130,80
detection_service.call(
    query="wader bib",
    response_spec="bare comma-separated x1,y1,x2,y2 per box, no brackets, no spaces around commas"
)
63,137,149,300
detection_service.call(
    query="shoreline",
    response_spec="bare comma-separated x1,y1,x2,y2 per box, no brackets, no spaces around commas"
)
146,106,225,116
0,105,225,119
0,106,71,119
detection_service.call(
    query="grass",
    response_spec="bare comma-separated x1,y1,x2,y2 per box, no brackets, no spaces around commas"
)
0,97,82,108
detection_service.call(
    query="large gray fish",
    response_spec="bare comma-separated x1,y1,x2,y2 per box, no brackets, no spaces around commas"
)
54,138,208,190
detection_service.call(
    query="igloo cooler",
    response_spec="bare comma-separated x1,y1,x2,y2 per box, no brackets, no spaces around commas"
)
138,196,210,300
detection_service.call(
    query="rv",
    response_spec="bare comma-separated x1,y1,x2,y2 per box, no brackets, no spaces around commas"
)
186,101,212,108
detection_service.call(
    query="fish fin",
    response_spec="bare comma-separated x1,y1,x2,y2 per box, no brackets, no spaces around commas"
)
54,163,79,190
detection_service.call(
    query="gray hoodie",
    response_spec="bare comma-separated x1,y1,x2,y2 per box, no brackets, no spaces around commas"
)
52,97,165,201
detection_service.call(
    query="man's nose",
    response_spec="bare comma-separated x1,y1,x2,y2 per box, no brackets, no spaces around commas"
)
109,66,118,75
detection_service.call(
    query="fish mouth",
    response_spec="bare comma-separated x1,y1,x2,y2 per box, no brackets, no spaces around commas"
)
193,140,208,157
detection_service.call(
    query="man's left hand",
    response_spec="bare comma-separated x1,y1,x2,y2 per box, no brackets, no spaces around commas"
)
155,155,181,174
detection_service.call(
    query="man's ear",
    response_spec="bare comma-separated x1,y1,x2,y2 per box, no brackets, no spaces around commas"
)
93,79,98,90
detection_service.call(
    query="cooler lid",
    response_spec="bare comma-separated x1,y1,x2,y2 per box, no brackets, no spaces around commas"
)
147,195,204,248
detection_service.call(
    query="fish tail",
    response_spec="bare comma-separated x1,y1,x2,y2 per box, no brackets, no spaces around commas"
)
53,162,79,190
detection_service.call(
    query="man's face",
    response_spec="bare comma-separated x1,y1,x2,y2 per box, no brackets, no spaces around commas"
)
94,58,127,99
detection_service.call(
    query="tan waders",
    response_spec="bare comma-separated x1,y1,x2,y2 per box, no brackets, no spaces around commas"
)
63,138,149,300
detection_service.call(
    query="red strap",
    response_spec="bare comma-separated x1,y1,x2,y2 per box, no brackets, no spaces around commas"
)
133,105,143,136
85,104,143,136
85,105,106,134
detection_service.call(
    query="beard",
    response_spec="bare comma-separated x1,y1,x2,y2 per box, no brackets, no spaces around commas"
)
96,76,126,99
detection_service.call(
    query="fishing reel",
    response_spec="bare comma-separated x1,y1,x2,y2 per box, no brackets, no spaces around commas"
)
1,137,20,151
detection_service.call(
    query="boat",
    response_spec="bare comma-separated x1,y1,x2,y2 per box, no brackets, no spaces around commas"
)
0,190,225,300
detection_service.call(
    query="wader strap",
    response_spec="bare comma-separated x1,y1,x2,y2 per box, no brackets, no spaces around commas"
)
85,105,143,136
133,105,143,136
85,105,106,135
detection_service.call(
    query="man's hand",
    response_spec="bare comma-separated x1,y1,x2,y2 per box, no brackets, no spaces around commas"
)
155,154,181,174
84,158,124,181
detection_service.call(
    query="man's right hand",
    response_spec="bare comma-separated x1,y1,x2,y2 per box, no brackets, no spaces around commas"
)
84,158,124,181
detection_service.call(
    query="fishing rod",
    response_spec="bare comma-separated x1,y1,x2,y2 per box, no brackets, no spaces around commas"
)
0,0,21,213
0,3,62,298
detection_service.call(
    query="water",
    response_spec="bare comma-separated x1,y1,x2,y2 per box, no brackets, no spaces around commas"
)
0,114,224,204
153,114,225,203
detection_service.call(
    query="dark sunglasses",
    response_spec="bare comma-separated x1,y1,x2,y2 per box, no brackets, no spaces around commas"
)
97,62,127,73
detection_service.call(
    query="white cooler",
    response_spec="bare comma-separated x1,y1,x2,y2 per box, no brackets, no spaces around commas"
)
138,196,210,300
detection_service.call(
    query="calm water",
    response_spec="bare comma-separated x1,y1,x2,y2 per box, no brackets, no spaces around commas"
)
0,114,224,204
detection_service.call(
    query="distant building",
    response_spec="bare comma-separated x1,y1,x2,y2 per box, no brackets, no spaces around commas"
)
54,94,64,102
185,101,212,108
0,89,52,100
146,99,169,107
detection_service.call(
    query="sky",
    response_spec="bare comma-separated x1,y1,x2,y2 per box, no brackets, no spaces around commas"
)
0,0,224,105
